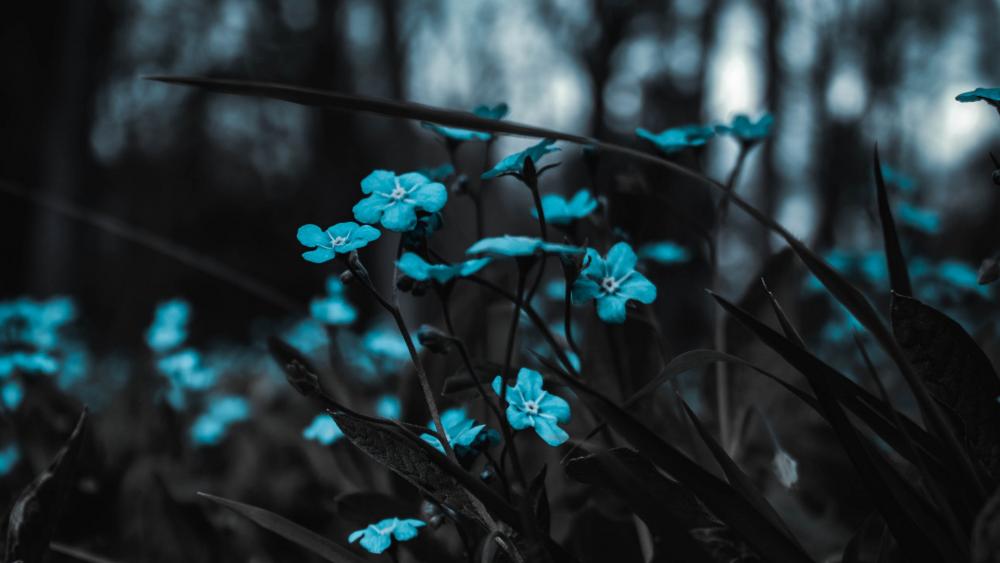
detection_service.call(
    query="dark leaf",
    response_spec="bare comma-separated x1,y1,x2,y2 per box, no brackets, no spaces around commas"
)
978,257,999,285
891,294,1000,477
711,292,963,560
549,366,815,563
564,448,746,563
873,146,912,297
4,409,87,563
198,493,369,563
972,485,1000,563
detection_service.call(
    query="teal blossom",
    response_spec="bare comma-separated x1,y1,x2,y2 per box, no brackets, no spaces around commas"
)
638,241,691,264
157,349,217,408
533,189,598,226
0,444,19,476
397,253,491,283
492,368,571,446
715,113,774,143
2,380,23,410
896,202,940,234
636,125,715,154
190,395,250,446
375,394,401,420
955,87,1000,105
421,103,508,144
466,236,582,258
303,413,343,445
416,163,455,182
349,518,425,554
420,407,495,457
297,222,381,264
146,299,190,353
482,139,559,180
572,242,658,323
880,164,916,192
310,276,357,326
352,170,447,232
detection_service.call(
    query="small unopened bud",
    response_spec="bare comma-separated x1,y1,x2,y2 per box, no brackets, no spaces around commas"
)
522,155,537,186
416,324,452,354
347,251,371,284
339,270,355,285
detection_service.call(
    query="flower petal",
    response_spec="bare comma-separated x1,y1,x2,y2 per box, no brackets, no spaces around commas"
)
410,181,448,212
539,393,571,423
532,417,569,446
420,433,446,454
348,529,366,543
353,195,386,225
596,294,628,323
606,242,638,279
393,520,423,541
619,272,657,304
302,247,336,263
359,530,392,554
361,170,395,194
580,248,605,279
380,203,418,232
516,368,544,399
296,224,327,247
397,253,431,281
571,277,601,305
506,405,533,430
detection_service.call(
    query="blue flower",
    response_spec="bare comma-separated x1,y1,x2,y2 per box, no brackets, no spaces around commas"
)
310,276,357,326
416,163,455,182
533,189,598,226
297,222,381,264
955,87,1000,105
397,253,491,283
375,394,401,420
896,202,940,234
190,395,250,446
157,349,217,408
2,381,23,410
420,407,495,457
0,297,75,375
572,243,658,323
715,114,773,143
146,299,190,353
421,103,508,144
492,368,571,446
938,260,988,295
0,352,58,378
638,241,691,264
466,236,582,258
335,325,418,382
349,518,425,554
0,443,19,476
880,165,916,192
482,139,559,180
352,170,448,232
636,125,715,154
303,413,343,445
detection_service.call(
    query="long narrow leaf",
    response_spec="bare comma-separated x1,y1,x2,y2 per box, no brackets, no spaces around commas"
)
873,146,913,297
198,493,368,563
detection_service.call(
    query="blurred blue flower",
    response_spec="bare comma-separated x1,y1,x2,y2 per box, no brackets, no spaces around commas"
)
416,163,455,182
955,87,1000,104
146,299,190,353
421,103,507,144
375,394,401,420
638,241,691,264
397,253,491,283
715,114,773,143
880,165,916,192
492,368,571,446
636,125,715,154
0,352,58,378
2,380,23,410
544,280,566,301
466,236,582,258
191,395,250,446
533,189,598,226
310,276,357,326
297,222,382,263
938,260,989,296
303,413,343,445
0,444,19,476
284,319,328,355
352,170,448,232
349,518,425,554
482,139,559,180
420,407,495,457
0,297,75,378
157,349,218,408
896,202,940,234
572,243,657,324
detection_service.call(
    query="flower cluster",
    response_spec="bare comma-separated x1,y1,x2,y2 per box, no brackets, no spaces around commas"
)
349,517,425,554
637,113,773,154
420,407,497,460
190,395,250,446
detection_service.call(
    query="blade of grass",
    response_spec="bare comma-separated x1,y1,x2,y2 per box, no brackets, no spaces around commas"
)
873,146,912,297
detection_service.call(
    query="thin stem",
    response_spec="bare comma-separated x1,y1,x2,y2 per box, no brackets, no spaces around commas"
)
562,278,581,360
524,178,549,305
439,290,505,427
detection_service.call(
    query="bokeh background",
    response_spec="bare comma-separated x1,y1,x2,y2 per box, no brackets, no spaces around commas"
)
1,1,999,561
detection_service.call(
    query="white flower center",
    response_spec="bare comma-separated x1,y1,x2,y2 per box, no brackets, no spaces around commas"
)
389,186,408,201
329,235,348,247
523,400,540,415
601,276,620,294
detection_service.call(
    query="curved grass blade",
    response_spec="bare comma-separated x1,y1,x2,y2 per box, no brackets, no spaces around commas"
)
5,409,88,563
761,278,806,348
873,146,912,297
711,292,963,560
548,365,816,563
677,398,801,548
148,76,983,499
564,448,720,563
198,493,369,563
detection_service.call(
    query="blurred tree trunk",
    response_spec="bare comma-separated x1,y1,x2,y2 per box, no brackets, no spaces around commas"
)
761,0,782,254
